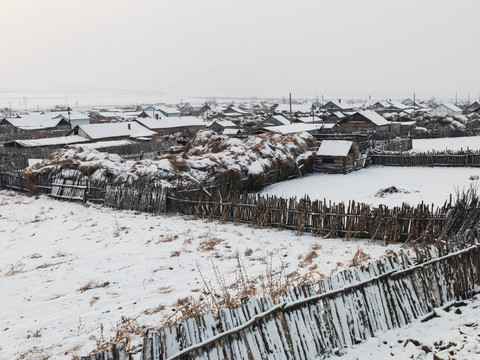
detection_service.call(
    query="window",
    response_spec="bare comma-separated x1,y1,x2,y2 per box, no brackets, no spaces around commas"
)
159,130,165,136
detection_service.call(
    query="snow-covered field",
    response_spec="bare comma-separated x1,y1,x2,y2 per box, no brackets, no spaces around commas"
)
410,135,480,153
262,166,479,207
329,293,480,360
0,191,399,360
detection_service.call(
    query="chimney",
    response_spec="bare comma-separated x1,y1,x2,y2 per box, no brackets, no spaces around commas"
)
155,114,159,119
128,123,131,130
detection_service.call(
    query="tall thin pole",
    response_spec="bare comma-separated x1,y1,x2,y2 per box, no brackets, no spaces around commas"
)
289,93,292,123
413,92,416,111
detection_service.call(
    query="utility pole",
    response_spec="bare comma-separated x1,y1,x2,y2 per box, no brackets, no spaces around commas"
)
455,92,458,105
9,102,12,117
289,93,293,123
413,92,416,112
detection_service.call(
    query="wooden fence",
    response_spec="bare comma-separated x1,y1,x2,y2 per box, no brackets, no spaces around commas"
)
372,149,480,167
0,171,451,243
83,242,480,360
168,187,449,243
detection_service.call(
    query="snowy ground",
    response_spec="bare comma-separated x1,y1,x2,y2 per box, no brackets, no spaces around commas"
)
409,135,480,153
328,293,480,360
262,166,479,207
0,191,399,360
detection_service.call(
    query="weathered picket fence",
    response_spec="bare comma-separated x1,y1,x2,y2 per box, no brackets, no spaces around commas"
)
372,149,480,167
83,242,480,360
168,187,450,243
81,341,128,360
0,170,452,243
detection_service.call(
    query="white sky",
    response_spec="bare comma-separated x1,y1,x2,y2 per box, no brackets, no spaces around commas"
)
1,0,479,103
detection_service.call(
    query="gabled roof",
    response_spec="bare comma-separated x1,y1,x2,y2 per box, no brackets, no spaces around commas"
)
51,112,90,121
274,104,312,113
3,113,69,130
437,103,463,113
135,116,205,130
157,107,181,115
75,122,156,140
266,123,322,135
321,101,351,110
264,115,290,126
223,128,241,135
316,140,353,157
5,135,89,148
328,111,346,118
207,120,237,128
355,110,389,126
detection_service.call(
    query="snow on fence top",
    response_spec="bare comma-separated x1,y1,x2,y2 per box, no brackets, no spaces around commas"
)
25,130,316,189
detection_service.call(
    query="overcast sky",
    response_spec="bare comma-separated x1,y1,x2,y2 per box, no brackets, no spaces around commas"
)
1,0,479,103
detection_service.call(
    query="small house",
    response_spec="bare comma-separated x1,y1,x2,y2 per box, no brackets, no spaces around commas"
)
207,120,237,133
0,113,71,135
314,140,362,174
262,115,291,127
320,100,353,112
71,122,157,142
135,116,206,137
429,103,463,115
158,107,182,117
338,110,390,134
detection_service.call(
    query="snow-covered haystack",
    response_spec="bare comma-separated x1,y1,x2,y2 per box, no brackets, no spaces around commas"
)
25,131,316,190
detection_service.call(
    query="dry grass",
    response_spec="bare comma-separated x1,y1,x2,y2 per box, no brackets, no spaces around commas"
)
15,346,50,360
90,296,100,306
197,237,223,252
4,262,25,277
77,280,110,293
348,246,371,267
35,261,67,270
157,286,173,294
89,316,145,355
143,304,166,315
299,250,318,267
157,234,179,243
170,250,181,257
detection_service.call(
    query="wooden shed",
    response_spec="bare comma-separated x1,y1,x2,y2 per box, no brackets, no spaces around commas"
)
314,140,362,174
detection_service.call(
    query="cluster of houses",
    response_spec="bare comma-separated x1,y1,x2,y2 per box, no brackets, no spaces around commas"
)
1,98,479,152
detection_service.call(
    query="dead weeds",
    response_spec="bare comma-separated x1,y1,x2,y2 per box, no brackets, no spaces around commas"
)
77,280,110,293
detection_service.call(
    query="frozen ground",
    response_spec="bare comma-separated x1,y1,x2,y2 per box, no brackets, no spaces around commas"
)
262,166,479,207
328,293,480,360
409,135,480,153
0,191,399,360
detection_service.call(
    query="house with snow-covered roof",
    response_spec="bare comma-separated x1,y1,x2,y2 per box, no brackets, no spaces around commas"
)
51,112,91,128
3,135,90,149
320,100,353,112
264,123,323,135
157,107,181,117
429,103,463,115
71,122,157,142
0,113,71,134
262,115,291,127
206,120,237,133
338,110,390,134
135,116,206,137
314,140,364,174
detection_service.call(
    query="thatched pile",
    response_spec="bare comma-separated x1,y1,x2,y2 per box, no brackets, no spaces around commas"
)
24,131,316,191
